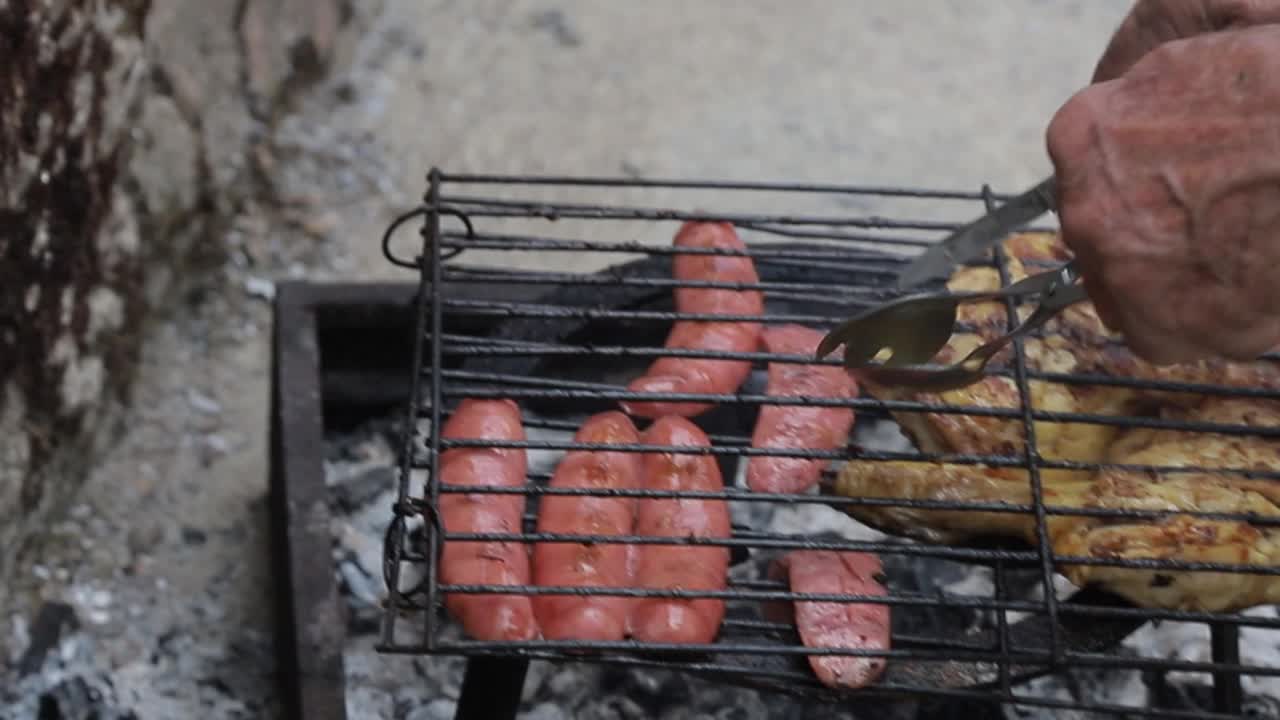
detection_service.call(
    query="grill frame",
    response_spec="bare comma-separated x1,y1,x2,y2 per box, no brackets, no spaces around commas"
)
376,168,1280,719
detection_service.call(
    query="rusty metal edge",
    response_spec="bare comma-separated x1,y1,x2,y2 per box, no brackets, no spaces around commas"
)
271,281,422,720
270,276,573,720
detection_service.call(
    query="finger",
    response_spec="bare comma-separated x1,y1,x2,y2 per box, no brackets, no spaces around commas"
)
1119,323,1208,366
1090,0,1218,82
1091,8,1148,83
1211,0,1280,29
1201,313,1280,361
1045,83,1121,207
1045,92,1125,335
1100,266,1209,365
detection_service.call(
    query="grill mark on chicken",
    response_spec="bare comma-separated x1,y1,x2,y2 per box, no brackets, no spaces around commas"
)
836,231,1280,612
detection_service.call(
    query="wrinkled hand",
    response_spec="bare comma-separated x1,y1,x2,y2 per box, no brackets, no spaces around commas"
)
1091,0,1280,82
1046,24,1280,365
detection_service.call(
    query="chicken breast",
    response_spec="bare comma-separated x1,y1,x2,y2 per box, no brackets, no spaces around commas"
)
833,232,1280,613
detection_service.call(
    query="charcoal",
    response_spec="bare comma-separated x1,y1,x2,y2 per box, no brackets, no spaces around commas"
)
1140,678,1280,720
576,695,651,720
345,602,382,635
544,666,583,698
459,245,882,420
343,685,396,720
523,702,571,720
429,655,468,701
710,708,765,720
332,466,396,511
181,526,208,545
17,602,79,677
1244,694,1280,719
34,676,137,720
597,665,690,707
659,706,764,720
407,699,457,720
323,407,1050,720
337,559,382,609
520,660,554,702
916,698,1005,720
314,252,1280,720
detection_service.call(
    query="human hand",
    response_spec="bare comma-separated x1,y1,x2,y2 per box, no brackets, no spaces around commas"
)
1091,0,1280,82
1046,24,1280,365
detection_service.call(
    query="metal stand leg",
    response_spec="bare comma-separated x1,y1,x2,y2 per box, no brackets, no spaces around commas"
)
454,657,530,720
1142,668,1172,709
1211,623,1243,715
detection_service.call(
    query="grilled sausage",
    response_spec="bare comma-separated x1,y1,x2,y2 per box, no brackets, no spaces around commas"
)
771,550,890,689
628,416,732,644
746,324,859,494
622,221,764,419
532,411,644,641
437,398,540,641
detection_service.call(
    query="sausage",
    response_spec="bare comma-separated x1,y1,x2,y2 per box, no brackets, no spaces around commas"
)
746,324,859,494
532,411,644,641
628,416,732,644
771,550,890,689
621,221,764,419
437,398,540,641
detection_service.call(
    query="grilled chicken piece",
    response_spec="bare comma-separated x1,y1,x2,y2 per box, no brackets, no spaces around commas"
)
833,232,1280,612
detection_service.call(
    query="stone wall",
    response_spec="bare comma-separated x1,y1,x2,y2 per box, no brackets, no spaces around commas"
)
0,0,349,586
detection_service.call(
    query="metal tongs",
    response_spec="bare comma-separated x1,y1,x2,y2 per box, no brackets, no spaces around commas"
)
816,175,1088,392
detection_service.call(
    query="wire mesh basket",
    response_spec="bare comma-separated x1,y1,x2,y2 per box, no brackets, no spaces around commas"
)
376,169,1280,719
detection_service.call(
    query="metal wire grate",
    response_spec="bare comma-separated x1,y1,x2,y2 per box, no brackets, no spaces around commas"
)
376,169,1280,719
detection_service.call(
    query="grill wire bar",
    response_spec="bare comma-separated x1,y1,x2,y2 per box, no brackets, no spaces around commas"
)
376,169,1280,720
423,169,447,650
989,200,1062,664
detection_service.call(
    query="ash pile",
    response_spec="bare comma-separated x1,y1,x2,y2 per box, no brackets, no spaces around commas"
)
323,395,1280,720
1,598,277,720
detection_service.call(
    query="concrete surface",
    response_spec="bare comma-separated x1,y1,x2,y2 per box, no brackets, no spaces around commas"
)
287,0,1130,280
3,1,1134,717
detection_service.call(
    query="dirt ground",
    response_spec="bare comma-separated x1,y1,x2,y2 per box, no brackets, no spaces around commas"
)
4,2,1131,717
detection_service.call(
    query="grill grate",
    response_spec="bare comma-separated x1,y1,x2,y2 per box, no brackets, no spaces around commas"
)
376,169,1280,719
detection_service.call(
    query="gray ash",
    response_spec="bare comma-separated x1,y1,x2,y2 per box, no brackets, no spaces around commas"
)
321,398,1280,720
323,413,892,720
0,600,277,720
